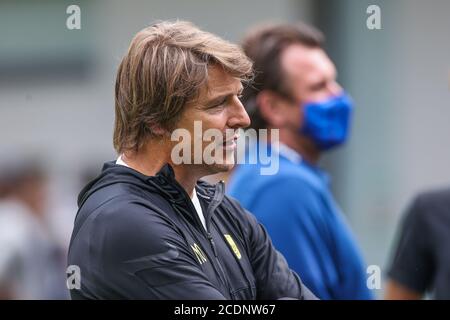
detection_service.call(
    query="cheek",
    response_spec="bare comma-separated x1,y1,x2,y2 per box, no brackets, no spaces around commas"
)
203,112,229,131
285,105,303,129
183,115,223,150
306,89,330,103
298,107,305,128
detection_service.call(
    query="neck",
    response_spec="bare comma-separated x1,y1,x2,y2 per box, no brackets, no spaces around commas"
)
278,127,321,165
122,141,200,197
171,166,199,197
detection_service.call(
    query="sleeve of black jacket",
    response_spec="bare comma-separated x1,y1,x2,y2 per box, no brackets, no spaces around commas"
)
225,197,317,300
387,193,434,294
71,200,226,299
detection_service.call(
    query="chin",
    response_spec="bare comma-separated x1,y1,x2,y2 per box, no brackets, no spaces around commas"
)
206,156,235,175
207,162,234,174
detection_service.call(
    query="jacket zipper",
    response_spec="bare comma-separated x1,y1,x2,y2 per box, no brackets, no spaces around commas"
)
169,179,233,297
203,182,234,297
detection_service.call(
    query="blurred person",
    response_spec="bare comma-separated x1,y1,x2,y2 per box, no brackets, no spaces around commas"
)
227,22,373,300
0,159,67,299
67,20,316,300
385,187,450,300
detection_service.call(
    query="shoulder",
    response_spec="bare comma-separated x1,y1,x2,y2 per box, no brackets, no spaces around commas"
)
413,187,450,209
228,166,327,224
73,188,180,264
405,187,450,226
78,178,174,228
231,160,324,197
96,193,176,237
255,171,325,207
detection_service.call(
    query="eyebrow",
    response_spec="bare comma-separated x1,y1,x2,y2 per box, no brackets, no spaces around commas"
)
309,69,338,90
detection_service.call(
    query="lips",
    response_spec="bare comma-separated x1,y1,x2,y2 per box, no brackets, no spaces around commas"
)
223,141,236,151
221,134,239,150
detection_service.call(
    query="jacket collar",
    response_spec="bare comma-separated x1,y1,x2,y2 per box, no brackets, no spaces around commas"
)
149,163,225,229
151,163,224,203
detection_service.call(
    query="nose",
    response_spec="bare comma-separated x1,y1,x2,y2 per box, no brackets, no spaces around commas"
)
328,81,343,97
227,96,251,129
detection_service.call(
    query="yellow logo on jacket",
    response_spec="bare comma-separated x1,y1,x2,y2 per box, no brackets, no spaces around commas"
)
224,234,241,259
191,243,207,265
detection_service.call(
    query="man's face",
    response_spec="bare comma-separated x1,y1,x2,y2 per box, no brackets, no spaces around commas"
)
171,65,250,176
278,44,342,132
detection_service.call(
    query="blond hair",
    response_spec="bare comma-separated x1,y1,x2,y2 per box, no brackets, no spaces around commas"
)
113,20,253,154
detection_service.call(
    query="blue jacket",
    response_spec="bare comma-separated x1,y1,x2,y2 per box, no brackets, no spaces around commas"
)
68,161,316,299
228,147,373,300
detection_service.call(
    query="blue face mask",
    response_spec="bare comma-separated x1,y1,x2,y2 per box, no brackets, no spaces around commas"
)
300,92,353,151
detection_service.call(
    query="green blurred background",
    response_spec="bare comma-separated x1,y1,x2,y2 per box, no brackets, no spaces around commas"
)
1,0,449,298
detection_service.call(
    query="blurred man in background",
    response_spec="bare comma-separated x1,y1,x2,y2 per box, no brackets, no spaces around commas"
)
0,159,67,299
227,22,373,300
386,187,450,300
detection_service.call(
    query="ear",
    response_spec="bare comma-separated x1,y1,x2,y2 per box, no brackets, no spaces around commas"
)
256,91,290,127
151,125,166,136
146,121,168,138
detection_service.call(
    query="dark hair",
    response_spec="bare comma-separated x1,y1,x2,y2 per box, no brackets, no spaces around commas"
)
241,22,324,130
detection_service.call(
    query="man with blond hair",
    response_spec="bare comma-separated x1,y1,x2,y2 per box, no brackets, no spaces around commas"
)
67,21,315,300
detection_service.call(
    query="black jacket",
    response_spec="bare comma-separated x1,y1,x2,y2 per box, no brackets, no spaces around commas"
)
67,161,315,300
